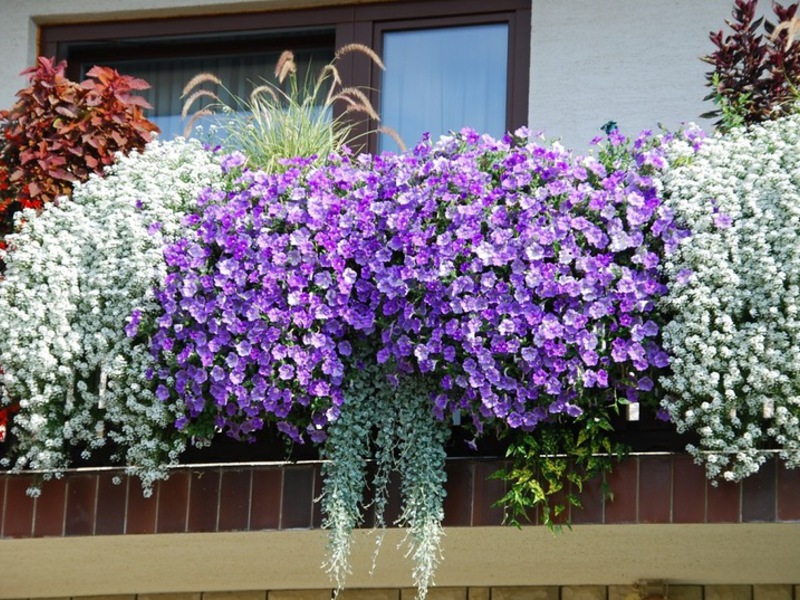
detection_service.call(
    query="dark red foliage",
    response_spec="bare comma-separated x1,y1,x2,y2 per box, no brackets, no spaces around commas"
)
702,0,800,129
0,57,158,262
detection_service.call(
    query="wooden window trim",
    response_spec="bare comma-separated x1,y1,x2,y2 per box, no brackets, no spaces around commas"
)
40,0,530,151
370,11,528,151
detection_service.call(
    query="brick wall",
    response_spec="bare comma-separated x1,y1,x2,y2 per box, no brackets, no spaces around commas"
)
2,455,799,540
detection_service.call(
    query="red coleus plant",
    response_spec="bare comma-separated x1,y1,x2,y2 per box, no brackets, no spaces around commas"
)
0,56,158,260
702,0,800,130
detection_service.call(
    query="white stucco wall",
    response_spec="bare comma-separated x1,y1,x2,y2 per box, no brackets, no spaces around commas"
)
528,0,735,149
0,0,790,150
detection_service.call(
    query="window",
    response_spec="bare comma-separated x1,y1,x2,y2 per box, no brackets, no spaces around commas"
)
40,0,530,152
379,22,510,151
54,27,336,139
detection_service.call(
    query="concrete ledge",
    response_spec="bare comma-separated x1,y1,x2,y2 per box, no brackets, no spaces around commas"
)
3,524,800,598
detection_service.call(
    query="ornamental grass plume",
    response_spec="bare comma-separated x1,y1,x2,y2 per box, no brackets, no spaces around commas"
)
181,45,389,172
771,14,800,51
0,139,223,494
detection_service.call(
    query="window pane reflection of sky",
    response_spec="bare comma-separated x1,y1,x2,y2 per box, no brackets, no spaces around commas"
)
380,23,508,153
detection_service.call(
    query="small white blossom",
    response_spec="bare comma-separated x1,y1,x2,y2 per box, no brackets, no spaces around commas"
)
0,139,223,490
660,113,800,480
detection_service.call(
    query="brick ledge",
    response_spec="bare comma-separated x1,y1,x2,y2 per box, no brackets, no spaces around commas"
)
1,454,798,539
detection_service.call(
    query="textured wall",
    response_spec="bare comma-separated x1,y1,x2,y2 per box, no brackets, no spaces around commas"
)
0,1,797,146
0,1,791,145
4,585,799,600
527,0,732,149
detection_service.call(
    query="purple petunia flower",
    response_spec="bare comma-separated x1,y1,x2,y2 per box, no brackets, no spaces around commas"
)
220,151,247,173
713,212,733,229
676,268,693,284
125,310,142,338
148,125,685,443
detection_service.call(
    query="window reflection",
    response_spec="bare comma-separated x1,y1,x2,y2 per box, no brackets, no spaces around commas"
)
96,48,333,140
380,23,509,152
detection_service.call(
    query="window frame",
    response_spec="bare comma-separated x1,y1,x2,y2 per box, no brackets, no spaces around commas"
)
40,0,530,153
373,15,518,151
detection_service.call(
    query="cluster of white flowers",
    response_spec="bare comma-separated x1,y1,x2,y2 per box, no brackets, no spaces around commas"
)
661,113,800,481
0,139,222,493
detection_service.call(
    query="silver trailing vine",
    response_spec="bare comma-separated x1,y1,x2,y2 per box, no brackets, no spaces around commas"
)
320,360,448,599
320,365,373,591
395,376,448,597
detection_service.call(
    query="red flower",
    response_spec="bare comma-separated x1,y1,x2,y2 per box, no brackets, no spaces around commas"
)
0,403,19,443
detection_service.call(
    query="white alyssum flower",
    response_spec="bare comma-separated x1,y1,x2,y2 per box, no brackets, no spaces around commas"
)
661,113,800,481
0,139,223,493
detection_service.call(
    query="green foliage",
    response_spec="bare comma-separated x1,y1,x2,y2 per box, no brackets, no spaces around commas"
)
394,377,448,597
708,73,751,132
320,358,448,599
493,408,626,530
182,45,390,172
320,366,373,591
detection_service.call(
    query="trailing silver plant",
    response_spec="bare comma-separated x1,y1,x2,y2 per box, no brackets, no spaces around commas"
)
394,377,448,597
320,360,448,599
320,365,373,591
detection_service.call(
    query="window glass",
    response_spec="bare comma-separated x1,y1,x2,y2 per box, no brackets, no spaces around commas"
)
98,48,334,139
380,23,508,152
43,2,529,152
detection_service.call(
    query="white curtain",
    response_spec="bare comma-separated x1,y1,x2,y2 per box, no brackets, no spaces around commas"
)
380,23,509,152
104,49,332,139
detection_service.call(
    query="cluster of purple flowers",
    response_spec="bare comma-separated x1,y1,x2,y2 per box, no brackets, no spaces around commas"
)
144,128,686,443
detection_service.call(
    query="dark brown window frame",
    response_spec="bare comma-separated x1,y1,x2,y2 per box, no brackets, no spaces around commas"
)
40,0,530,153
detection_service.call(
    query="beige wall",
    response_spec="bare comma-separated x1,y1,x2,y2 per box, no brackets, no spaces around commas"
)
0,0,785,147
5,585,800,600
528,0,733,148
5,525,800,599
